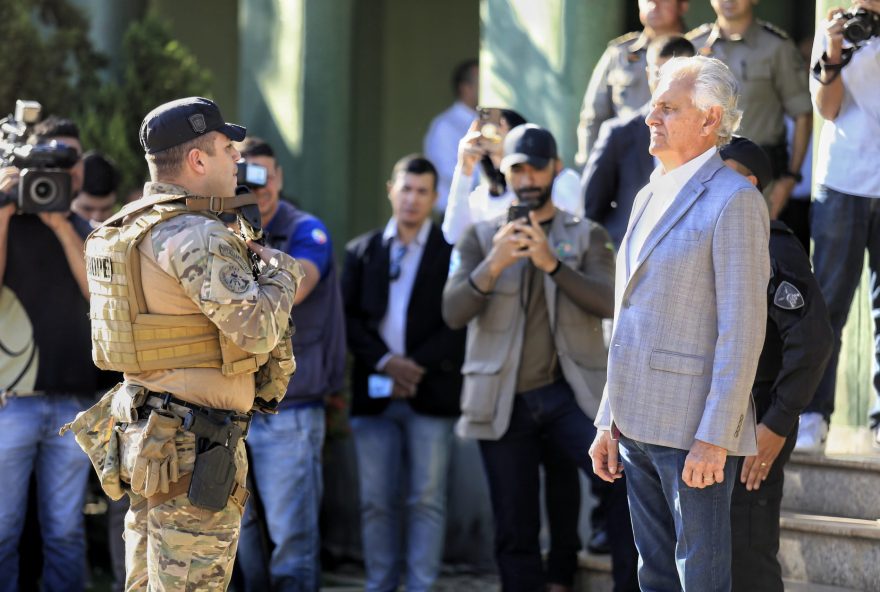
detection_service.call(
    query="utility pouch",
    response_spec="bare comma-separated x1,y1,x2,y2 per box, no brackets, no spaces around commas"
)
188,444,236,511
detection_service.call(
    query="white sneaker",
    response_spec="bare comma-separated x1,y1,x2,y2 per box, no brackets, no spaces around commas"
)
795,412,828,454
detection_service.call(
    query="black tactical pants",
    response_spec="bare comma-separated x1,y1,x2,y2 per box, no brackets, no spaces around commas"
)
730,423,798,592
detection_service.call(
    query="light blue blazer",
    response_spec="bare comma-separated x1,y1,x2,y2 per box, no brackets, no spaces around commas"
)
595,153,770,456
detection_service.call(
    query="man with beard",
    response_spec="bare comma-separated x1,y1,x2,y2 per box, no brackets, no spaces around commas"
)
443,124,637,592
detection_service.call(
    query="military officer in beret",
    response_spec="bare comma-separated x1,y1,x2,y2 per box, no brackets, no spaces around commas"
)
78,97,302,590
688,0,813,220
576,0,690,166
719,136,832,592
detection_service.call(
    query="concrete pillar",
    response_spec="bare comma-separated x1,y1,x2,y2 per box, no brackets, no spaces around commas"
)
480,0,626,167
72,0,146,76
237,0,354,247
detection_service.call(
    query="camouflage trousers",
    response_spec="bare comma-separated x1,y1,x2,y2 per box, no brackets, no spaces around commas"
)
118,419,248,591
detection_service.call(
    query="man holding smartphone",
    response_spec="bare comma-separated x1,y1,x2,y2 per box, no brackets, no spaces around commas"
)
443,125,638,591
341,154,466,592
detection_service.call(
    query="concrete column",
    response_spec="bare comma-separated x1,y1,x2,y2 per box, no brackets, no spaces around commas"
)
72,0,146,75
237,0,354,248
480,0,625,167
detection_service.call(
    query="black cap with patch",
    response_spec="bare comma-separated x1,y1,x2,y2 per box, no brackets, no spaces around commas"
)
500,124,558,174
719,136,773,192
139,97,246,154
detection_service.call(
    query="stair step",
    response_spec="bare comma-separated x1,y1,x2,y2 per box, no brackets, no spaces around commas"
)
783,579,862,591
783,452,880,521
573,549,866,591
575,552,613,592
779,511,880,590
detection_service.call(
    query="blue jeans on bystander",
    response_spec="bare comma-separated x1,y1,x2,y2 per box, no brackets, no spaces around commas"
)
237,404,326,592
809,186,880,427
0,394,92,592
350,401,455,592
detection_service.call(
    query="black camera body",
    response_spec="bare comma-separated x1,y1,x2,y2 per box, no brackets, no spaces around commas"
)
0,100,77,214
236,160,267,189
843,8,880,45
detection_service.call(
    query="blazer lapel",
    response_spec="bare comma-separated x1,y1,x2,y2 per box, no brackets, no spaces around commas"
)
624,155,724,295
410,223,441,305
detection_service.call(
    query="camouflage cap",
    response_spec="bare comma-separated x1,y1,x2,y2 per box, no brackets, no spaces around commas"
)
139,97,246,154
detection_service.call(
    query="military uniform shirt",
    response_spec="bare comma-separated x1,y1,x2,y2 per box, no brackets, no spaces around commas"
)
127,181,302,413
687,20,812,147
577,31,652,165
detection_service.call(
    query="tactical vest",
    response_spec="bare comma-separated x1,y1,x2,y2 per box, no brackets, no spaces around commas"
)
85,193,268,376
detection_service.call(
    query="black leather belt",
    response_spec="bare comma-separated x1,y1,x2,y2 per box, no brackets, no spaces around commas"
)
140,392,251,441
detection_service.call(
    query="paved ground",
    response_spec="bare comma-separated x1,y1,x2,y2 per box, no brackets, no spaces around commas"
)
321,564,500,591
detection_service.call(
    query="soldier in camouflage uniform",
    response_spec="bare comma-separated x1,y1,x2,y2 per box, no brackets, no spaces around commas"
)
687,0,813,219
86,97,302,591
576,0,690,166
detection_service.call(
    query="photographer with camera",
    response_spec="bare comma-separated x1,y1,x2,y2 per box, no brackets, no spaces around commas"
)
798,0,880,452
71,151,121,226
0,112,96,591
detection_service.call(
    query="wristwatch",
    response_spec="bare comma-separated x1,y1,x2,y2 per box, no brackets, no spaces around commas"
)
780,170,803,184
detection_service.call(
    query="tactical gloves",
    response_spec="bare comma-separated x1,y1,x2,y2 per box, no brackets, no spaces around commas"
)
130,410,181,498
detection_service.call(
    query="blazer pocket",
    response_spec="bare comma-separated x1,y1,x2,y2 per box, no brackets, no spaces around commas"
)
666,229,702,242
649,349,705,376
460,372,502,423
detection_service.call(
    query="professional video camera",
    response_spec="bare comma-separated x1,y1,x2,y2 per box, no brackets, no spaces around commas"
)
0,100,79,213
842,8,880,45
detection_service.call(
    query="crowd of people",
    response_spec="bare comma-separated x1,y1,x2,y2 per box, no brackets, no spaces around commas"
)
0,0,878,591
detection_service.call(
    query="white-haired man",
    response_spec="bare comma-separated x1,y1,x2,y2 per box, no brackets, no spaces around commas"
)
589,56,770,591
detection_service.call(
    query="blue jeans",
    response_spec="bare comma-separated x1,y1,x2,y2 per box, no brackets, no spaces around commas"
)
0,394,92,592
237,404,326,592
810,186,880,427
619,435,738,592
350,401,455,592
478,380,638,592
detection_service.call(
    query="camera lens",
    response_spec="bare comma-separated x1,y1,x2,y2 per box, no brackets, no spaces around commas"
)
29,176,58,205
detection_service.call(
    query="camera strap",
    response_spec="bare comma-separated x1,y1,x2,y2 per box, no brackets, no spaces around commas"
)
811,48,856,85
185,193,258,214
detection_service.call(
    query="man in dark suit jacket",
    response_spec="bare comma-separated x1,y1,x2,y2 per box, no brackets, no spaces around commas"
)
582,35,696,249
342,154,466,592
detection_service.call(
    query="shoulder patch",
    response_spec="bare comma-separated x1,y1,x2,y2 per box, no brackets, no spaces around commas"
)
311,227,328,245
759,20,790,40
686,23,713,41
608,30,640,47
774,280,804,310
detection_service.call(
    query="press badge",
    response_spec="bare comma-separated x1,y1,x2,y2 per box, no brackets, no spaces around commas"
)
368,374,394,398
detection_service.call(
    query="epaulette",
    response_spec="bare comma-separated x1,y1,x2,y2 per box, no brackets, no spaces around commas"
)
607,30,640,47
685,23,712,41
758,20,790,40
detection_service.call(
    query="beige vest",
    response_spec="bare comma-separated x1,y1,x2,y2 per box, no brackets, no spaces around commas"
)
86,194,267,412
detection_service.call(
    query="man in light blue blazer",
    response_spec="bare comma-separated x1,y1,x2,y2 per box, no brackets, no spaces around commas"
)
589,56,770,591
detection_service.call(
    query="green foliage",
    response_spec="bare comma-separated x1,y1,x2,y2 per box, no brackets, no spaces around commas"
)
0,0,105,117
0,0,213,196
78,13,213,194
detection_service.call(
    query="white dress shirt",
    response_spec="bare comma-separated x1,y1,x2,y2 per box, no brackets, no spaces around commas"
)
441,166,584,245
625,146,717,278
424,101,478,211
376,218,433,370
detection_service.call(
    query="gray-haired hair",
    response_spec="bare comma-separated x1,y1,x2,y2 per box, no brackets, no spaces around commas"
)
658,56,743,146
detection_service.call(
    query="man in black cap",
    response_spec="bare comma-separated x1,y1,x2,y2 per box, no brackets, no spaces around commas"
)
74,97,302,590
720,136,833,592
443,124,638,592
